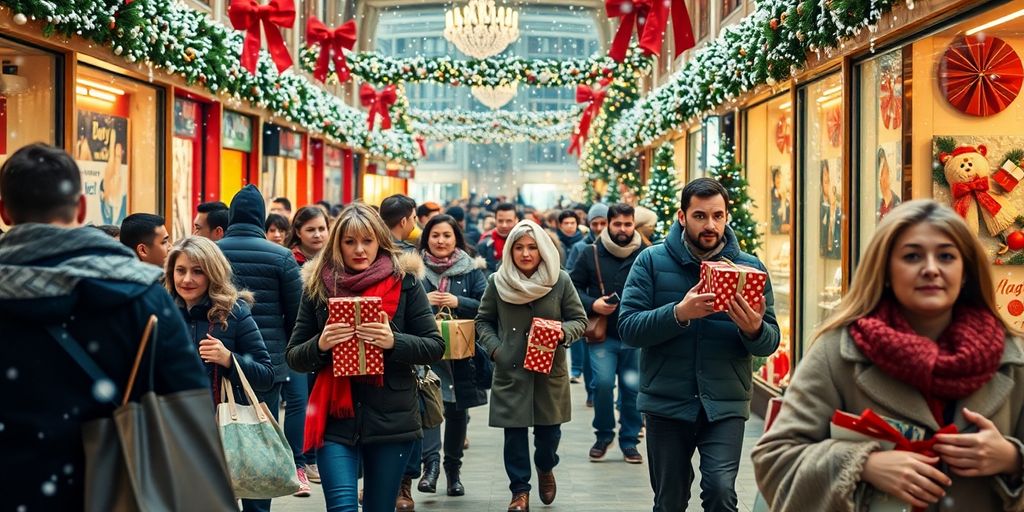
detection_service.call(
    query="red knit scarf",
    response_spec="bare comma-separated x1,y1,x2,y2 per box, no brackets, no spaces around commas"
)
491,230,507,261
303,260,402,452
848,299,1005,401
292,246,308,266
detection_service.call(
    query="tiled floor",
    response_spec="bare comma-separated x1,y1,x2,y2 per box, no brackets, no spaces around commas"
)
276,381,764,511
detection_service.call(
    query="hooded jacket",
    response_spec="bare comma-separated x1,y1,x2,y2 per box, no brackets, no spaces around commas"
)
618,220,781,423
0,224,209,511
218,185,303,383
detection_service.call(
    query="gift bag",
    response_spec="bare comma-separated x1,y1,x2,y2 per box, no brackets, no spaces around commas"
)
524,318,562,374
328,297,385,377
699,260,768,311
436,306,476,360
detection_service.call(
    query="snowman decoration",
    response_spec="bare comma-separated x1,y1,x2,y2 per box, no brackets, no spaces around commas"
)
939,145,1019,238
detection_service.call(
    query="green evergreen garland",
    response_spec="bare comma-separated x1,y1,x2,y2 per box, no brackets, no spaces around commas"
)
709,143,763,255
640,144,680,240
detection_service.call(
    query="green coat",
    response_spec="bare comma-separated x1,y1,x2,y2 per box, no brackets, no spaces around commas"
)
475,270,588,428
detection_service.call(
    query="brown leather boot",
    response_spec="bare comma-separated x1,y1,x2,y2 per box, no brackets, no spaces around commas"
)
396,476,415,512
538,470,556,505
507,491,530,512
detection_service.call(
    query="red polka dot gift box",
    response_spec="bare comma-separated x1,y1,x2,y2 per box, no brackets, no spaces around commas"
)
524,318,563,374
328,297,385,377
698,260,768,312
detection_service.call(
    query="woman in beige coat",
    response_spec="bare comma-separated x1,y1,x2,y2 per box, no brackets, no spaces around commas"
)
476,219,587,512
752,200,1024,511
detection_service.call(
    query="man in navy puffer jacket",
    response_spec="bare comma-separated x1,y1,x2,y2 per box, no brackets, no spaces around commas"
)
218,185,303,510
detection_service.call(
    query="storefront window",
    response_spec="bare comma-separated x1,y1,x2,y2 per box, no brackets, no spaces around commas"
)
324,145,344,206
856,49,904,256
799,72,844,357
687,127,703,179
75,65,164,227
361,162,407,205
172,97,201,240
221,110,254,202
743,93,793,388
261,125,305,208
0,36,59,231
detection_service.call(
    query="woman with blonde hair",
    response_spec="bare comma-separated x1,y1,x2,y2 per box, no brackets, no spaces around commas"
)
476,219,587,512
752,199,1024,511
285,202,444,512
164,236,274,403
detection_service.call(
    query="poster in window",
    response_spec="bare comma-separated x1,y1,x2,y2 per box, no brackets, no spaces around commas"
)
876,141,902,221
75,110,128,226
223,110,253,152
819,158,842,259
769,165,791,234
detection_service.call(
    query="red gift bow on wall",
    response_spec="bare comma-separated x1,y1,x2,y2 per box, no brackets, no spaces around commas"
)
306,17,357,83
228,0,296,74
415,136,427,157
605,0,695,62
568,78,611,156
831,409,958,512
359,84,397,130
951,176,1003,218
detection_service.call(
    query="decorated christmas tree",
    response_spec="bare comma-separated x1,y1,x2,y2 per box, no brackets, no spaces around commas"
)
641,144,681,239
709,143,763,256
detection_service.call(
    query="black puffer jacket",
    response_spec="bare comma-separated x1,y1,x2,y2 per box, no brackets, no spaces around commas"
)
179,299,275,404
286,266,444,446
218,185,303,383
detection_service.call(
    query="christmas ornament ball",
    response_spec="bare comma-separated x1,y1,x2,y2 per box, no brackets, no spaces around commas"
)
1008,230,1024,251
13,13,28,25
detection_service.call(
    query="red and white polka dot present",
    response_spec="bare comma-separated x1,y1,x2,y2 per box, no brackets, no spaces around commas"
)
328,297,385,377
524,318,563,374
698,260,768,312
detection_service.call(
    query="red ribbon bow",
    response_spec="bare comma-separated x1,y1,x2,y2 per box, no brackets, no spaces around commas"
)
415,136,427,157
568,78,611,156
832,409,958,512
360,84,397,131
951,176,1003,218
606,0,695,62
306,17,357,83
229,0,296,74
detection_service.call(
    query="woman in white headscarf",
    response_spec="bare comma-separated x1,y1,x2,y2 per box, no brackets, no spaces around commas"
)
475,220,587,512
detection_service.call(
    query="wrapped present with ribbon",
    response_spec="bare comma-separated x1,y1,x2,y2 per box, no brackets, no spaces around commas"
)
436,307,476,360
994,159,1024,193
524,318,562,374
328,297,384,377
698,260,768,312
831,409,958,512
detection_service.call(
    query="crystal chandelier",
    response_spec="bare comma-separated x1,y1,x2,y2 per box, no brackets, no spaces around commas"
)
443,0,520,60
471,83,518,109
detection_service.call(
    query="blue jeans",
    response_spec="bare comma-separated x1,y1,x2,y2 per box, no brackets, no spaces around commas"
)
590,337,641,449
570,340,595,400
281,371,312,466
645,410,744,512
318,440,415,512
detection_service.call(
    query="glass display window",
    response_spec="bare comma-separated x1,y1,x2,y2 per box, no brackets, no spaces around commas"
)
221,109,254,202
742,93,793,388
323,145,344,206
798,72,844,359
0,36,60,231
172,97,202,241
855,49,905,257
686,127,703,179
75,65,164,228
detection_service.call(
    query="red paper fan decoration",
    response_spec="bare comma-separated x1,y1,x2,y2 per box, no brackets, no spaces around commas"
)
938,34,1024,117
880,73,902,130
775,115,791,154
827,107,842,148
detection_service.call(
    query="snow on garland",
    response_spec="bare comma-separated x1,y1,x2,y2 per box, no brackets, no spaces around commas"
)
609,0,918,155
408,107,582,143
0,0,418,162
300,46,653,87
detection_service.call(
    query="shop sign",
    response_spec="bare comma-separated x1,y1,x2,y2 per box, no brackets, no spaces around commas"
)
280,129,303,159
996,274,1024,331
75,109,129,226
173,98,197,138
223,110,253,152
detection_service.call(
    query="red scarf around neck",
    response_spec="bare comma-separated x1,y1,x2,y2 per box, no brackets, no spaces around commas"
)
491,230,508,261
848,299,1004,401
303,266,403,452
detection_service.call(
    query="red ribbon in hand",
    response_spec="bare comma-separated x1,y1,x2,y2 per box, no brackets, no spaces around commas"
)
360,84,397,131
568,78,611,156
606,0,695,62
951,176,1003,218
229,0,296,74
306,17,357,83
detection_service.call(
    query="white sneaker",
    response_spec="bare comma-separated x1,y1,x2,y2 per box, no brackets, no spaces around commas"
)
305,463,321,484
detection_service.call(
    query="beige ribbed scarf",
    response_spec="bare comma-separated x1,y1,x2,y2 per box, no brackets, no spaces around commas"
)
599,228,643,258
493,220,562,305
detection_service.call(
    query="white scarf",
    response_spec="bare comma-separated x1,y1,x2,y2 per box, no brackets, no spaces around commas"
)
494,220,562,305
599,228,643,259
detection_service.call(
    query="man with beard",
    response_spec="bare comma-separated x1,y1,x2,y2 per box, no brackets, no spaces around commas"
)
618,178,780,512
570,203,649,465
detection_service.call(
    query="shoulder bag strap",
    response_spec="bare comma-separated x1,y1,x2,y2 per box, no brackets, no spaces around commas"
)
121,315,158,407
45,325,118,405
593,245,605,296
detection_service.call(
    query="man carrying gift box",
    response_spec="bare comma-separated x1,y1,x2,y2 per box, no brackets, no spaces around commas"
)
619,177,781,512
570,203,649,465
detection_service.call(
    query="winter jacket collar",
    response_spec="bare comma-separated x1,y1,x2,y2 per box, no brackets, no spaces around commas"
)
834,327,1024,431
224,223,269,240
664,220,740,268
